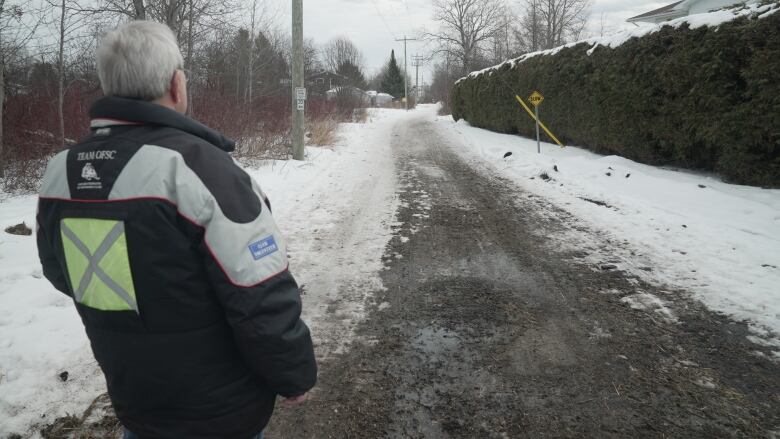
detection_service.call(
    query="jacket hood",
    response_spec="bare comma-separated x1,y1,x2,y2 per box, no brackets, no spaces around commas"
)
89,96,236,153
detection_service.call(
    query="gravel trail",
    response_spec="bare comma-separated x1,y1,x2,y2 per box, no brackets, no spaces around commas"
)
268,113,780,438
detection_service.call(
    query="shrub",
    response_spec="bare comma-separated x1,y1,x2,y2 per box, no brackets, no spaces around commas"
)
307,116,339,146
1,88,359,191
452,6,780,187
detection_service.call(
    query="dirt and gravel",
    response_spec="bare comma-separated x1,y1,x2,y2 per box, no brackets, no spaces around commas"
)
267,115,780,438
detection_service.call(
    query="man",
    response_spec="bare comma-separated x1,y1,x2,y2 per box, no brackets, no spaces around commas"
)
36,21,316,439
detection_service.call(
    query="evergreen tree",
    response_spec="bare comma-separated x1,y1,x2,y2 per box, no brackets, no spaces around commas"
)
381,50,404,99
337,61,367,90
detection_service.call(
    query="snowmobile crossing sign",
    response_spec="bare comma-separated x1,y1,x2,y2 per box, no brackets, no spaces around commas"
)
528,91,544,107
514,94,565,150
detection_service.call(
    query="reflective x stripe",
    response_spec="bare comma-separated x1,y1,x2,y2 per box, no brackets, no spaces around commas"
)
60,221,138,312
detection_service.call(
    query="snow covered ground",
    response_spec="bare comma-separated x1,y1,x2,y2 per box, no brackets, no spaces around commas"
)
0,108,404,437
430,104,780,345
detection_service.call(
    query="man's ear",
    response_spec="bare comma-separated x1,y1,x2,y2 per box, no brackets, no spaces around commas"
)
170,70,184,104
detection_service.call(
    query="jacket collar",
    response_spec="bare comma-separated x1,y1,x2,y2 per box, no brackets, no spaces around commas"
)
89,96,236,152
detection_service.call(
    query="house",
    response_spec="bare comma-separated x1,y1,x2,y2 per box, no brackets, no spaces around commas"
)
307,71,349,96
627,0,752,24
278,71,349,97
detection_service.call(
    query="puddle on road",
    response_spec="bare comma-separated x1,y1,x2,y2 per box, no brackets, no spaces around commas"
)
412,327,460,358
414,164,448,180
509,321,580,377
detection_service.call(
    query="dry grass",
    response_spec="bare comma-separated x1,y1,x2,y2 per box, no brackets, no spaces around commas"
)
306,117,339,147
352,108,369,124
38,393,123,439
238,132,290,160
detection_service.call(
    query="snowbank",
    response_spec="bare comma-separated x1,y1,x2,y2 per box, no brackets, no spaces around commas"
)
433,107,780,339
458,1,780,83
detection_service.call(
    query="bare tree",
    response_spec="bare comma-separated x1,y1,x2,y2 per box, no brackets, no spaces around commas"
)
542,0,590,48
0,0,40,171
514,0,542,52
515,0,591,52
426,0,506,75
303,38,320,75
321,37,363,74
56,0,66,146
245,0,281,104
281,36,322,79
597,12,612,37
92,0,235,38
46,0,91,146
247,0,258,104
489,2,515,64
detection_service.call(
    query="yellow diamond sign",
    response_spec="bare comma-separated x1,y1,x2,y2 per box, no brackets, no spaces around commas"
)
528,91,544,107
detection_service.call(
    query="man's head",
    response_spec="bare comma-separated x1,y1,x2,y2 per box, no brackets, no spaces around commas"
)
96,21,187,113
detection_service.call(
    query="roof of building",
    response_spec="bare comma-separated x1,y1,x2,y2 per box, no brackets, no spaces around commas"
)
627,1,685,22
309,70,348,79
326,85,368,94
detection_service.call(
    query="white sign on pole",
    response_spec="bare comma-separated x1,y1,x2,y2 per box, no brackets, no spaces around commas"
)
297,100,305,111
295,87,307,100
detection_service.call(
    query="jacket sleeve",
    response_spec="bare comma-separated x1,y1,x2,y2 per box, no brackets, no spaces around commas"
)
35,213,70,295
181,147,317,397
36,151,72,296
36,207,71,296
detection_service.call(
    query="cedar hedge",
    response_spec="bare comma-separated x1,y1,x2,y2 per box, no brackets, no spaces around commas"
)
452,6,780,187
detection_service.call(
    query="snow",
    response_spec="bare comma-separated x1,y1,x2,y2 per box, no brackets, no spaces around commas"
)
458,2,780,83
431,105,780,342
249,109,401,359
0,108,406,437
0,198,107,437
620,292,678,324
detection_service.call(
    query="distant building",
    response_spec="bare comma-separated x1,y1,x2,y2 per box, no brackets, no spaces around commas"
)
366,90,395,107
325,86,371,105
627,0,752,24
279,71,350,97
307,71,348,96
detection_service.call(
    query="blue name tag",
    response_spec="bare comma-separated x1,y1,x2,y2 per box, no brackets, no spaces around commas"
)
249,236,279,261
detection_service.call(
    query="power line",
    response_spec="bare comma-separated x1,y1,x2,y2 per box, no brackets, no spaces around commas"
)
371,0,398,40
401,0,415,37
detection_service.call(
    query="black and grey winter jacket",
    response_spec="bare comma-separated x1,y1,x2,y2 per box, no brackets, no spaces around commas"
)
36,96,317,439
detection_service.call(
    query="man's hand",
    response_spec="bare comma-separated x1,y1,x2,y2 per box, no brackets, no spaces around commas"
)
281,393,308,408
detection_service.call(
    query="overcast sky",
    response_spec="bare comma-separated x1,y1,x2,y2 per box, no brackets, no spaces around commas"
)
272,0,672,81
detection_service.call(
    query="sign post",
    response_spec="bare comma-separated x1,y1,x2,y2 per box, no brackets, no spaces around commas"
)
295,87,306,111
513,94,565,149
528,91,544,154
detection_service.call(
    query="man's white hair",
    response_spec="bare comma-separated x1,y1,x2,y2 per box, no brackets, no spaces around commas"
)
96,21,184,101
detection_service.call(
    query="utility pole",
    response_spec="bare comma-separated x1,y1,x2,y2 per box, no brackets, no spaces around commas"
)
396,36,416,110
291,0,305,160
412,54,424,101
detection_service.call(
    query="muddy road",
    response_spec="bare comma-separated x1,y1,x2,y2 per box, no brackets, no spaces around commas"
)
268,115,780,438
